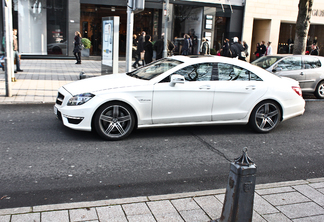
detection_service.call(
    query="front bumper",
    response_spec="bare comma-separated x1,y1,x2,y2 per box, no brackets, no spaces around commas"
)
54,87,96,132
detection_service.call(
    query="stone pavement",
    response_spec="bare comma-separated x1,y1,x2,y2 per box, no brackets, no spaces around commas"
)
0,178,323,222
0,59,324,221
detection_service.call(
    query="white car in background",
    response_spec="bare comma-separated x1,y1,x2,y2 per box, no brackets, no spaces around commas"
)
54,55,305,140
252,55,324,99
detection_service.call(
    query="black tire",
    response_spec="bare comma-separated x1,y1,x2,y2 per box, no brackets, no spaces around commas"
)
249,101,281,133
94,102,136,140
314,81,324,99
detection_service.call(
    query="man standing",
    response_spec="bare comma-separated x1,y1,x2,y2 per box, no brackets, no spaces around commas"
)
230,37,245,60
13,29,23,73
259,41,267,57
310,43,319,55
132,31,145,68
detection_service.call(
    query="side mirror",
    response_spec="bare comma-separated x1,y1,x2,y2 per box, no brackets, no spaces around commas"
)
169,74,185,87
272,67,282,73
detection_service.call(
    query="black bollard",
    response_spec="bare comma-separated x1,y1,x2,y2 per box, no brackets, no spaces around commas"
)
215,148,257,222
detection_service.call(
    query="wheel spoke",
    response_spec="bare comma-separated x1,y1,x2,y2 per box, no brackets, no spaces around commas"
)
266,117,275,127
100,114,113,123
115,122,126,135
264,104,270,114
104,123,115,135
256,113,265,119
259,119,267,129
118,115,131,123
113,105,119,118
268,110,279,118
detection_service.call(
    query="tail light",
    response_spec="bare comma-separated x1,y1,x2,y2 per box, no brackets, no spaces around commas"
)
292,86,302,97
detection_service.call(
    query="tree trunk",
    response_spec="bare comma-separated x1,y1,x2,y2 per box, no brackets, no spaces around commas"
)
293,0,313,55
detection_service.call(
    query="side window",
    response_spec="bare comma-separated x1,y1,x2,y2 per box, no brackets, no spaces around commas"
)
303,57,321,69
277,57,302,71
217,63,262,81
174,63,213,81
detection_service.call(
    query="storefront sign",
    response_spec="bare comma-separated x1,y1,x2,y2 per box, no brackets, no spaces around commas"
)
312,9,324,17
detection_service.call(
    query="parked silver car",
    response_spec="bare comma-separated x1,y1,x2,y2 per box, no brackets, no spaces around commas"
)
252,55,324,99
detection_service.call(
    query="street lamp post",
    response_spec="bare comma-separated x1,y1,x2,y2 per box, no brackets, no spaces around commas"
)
163,0,169,58
3,0,14,96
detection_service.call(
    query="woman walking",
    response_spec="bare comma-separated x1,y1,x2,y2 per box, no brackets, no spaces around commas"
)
73,31,82,64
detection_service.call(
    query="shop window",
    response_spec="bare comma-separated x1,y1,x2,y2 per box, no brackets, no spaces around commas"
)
172,5,203,55
16,0,67,56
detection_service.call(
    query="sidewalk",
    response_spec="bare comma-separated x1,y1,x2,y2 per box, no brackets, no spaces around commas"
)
1,59,324,221
0,178,323,222
0,59,129,104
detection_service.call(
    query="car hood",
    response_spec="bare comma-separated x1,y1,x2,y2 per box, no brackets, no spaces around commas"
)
63,73,147,95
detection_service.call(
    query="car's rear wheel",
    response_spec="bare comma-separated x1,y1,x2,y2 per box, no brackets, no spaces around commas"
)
94,102,135,140
314,81,324,99
249,101,281,133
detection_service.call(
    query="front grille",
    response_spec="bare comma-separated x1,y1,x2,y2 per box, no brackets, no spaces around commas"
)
56,92,64,105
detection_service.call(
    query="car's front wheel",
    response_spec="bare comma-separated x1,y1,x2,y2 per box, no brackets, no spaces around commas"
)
314,80,324,99
249,101,281,133
94,102,136,140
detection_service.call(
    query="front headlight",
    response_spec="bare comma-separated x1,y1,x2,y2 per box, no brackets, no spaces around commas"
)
67,93,95,106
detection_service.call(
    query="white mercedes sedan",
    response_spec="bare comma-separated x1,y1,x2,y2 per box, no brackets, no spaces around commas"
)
54,55,305,140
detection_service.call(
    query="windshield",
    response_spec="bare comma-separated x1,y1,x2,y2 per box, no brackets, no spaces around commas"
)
127,58,183,80
251,56,283,69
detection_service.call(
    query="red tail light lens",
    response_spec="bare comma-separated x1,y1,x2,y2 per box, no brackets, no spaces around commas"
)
292,86,302,97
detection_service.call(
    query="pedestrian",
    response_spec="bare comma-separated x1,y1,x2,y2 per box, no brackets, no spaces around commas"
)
13,29,23,73
199,38,210,55
222,38,231,57
242,41,249,58
133,31,145,68
259,41,267,57
266,41,272,55
310,43,319,55
154,34,164,60
230,37,245,60
181,34,190,56
254,43,261,59
144,35,153,65
73,31,82,64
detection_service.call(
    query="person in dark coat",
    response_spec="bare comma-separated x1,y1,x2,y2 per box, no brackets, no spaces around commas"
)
310,43,319,55
182,34,190,56
222,38,231,57
73,31,82,64
154,34,164,60
254,43,261,59
144,35,153,65
259,41,267,57
132,31,146,68
230,37,245,60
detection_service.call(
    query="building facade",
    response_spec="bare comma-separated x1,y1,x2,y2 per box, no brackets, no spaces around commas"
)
243,0,324,61
1,0,244,58
1,0,323,59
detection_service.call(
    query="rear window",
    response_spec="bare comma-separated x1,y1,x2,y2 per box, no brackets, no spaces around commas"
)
303,56,321,69
252,56,283,69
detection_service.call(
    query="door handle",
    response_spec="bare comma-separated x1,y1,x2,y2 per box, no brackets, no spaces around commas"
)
246,85,256,90
199,85,211,90
300,72,304,76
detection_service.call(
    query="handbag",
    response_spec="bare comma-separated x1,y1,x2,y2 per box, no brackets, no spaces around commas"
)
140,52,145,60
78,44,84,51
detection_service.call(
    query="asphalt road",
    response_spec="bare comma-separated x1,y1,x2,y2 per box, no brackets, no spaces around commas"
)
0,101,323,209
